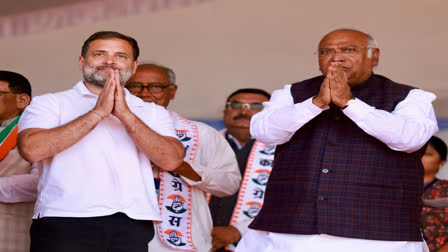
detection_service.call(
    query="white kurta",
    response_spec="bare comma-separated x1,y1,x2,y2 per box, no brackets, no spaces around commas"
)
148,119,241,252
237,84,438,252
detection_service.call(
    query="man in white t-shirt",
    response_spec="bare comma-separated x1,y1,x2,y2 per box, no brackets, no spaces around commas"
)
17,31,184,252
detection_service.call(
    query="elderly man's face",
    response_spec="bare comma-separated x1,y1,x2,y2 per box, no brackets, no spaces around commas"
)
318,30,379,85
125,66,177,108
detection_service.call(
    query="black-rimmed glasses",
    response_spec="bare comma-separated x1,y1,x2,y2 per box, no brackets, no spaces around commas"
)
126,82,173,94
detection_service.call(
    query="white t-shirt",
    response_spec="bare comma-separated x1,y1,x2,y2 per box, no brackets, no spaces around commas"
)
18,81,176,221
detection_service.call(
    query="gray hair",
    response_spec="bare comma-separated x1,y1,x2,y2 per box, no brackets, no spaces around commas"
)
366,33,378,58
324,28,378,58
137,62,176,86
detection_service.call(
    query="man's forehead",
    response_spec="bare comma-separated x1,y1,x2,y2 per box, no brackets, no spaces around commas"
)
319,30,368,47
0,80,10,90
88,38,133,52
137,66,167,76
229,93,269,102
134,67,168,80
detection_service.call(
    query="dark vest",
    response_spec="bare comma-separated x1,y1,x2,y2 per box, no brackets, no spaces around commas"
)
209,134,255,227
249,74,426,241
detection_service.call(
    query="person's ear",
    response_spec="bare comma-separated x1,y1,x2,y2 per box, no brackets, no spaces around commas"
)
132,60,139,75
170,85,178,101
78,56,85,71
16,94,31,110
438,160,446,170
371,48,380,66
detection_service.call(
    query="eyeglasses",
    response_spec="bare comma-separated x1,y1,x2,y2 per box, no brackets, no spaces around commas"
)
317,47,372,58
126,82,173,94
226,102,264,111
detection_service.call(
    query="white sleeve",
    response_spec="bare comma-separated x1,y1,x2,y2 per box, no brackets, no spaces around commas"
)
180,122,241,197
343,89,439,153
231,220,252,237
250,85,326,145
18,94,60,132
0,163,39,203
142,103,177,138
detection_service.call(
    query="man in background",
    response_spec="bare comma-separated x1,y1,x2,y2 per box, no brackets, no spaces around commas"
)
0,70,37,252
125,63,240,252
209,88,273,251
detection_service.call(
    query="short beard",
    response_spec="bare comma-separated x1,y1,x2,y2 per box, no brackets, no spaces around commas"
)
82,63,134,87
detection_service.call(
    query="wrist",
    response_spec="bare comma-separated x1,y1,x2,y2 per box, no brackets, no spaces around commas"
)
312,96,327,109
90,110,104,120
341,98,355,110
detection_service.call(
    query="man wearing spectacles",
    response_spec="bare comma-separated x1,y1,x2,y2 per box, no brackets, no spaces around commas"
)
209,88,274,251
237,29,438,252
125,63,241,252
0,70,37,252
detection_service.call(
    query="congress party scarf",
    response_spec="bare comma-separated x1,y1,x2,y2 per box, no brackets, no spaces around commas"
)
157,111,198,251
0,116,20,161
227,140,275,251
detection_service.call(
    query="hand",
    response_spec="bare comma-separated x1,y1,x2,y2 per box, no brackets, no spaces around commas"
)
312,70,331,108
211,226,241,251
92,70,116,118
328,62,353,107
151,161,161,170
111,70,131,120
174,161,201,181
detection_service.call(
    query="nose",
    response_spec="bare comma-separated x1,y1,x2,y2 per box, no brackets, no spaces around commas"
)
330,51,345,63
139,86,152,98
240,106,251,115
104,55,116,65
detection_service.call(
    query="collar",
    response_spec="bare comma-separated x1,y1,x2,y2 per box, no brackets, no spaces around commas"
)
226,132,254,150
74,81,144,107
0,116,19,129
424,178,439,191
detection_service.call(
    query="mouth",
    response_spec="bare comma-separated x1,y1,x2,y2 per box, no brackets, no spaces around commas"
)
97,66,118,71
141,97,155,103
233,117,251,121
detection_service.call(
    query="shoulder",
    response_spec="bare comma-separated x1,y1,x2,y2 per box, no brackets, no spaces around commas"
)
290,75,325,95
141,101,170,115
29,88,78,109
436,180,448,190
372,74,417,90
190,120,221,135
291,75,325,88
190,120,229,143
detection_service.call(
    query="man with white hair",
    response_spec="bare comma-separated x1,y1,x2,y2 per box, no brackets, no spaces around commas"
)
237,28,438,252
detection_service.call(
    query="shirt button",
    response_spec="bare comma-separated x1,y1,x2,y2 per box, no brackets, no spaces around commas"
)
317,195,325,201
322,169,329,174
334,116,340,121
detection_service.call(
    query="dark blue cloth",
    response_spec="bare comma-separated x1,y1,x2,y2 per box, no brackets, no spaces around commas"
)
30,212,154,252
249,74,426,241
